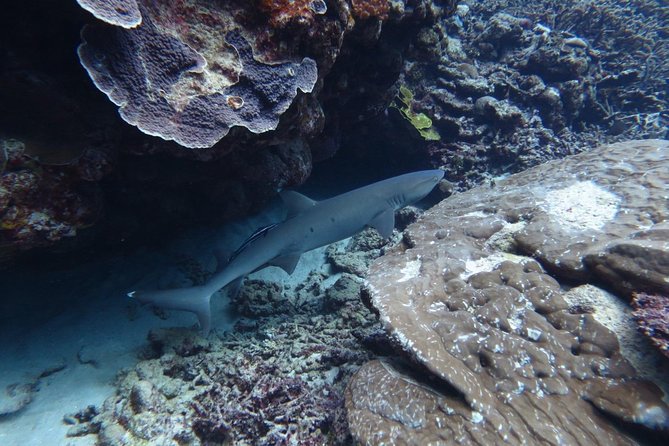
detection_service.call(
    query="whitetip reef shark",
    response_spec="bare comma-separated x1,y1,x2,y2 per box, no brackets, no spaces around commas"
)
129,169,444,334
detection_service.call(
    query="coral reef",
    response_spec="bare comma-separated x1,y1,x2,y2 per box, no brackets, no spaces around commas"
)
585,221,669,295
338,0,668,189
259,0,329,28
633,292,669,360
83,316,376,445
2,0,453,261
347,140,669,444
561,285,668,389
0,139,102,256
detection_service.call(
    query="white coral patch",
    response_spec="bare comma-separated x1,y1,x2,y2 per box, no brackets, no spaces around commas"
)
398,258,422,283
543,181,620,231
461,252,526,280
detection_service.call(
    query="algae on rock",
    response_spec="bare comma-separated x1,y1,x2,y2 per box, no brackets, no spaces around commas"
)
391,85,441,141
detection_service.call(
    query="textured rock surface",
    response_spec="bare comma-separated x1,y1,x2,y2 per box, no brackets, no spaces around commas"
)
347,359,651,445
562,285,669,388
349,140,669,444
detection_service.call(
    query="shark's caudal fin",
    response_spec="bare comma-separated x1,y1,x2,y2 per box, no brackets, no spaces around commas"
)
128,285,213,335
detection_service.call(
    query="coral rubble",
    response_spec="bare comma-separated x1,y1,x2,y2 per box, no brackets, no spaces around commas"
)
72,229,407,444
348,140,669,444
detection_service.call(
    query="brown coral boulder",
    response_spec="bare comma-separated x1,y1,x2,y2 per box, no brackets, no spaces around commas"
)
348,140,669,444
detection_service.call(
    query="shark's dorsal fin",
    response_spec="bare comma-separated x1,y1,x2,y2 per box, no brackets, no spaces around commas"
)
268,253,301,275
280,191,317,218
369,209,395,239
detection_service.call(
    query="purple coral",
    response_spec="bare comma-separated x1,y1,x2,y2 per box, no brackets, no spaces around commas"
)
633,292,669,359
77,10,318,148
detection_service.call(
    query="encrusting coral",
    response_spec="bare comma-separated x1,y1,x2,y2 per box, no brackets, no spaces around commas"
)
0,139,102,254
347,139,669,444
77,2,318,149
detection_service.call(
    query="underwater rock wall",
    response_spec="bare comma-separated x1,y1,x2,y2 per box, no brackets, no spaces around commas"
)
347,139,669,444
343,0,668,189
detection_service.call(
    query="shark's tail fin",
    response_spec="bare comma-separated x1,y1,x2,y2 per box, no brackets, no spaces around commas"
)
128,285,213,335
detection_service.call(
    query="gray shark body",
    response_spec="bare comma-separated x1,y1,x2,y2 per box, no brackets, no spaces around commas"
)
130,169,444,333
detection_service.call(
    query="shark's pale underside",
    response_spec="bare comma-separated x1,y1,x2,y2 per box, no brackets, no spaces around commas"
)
129,169,444,333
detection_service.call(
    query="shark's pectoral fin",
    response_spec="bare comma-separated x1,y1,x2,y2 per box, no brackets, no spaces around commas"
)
369,208,395,239
225,276,245,298
280,191,317,218
269,253,301,275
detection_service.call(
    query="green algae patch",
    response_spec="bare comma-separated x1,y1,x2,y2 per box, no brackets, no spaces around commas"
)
391,85,441,141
